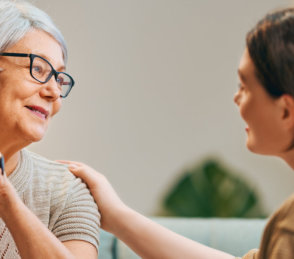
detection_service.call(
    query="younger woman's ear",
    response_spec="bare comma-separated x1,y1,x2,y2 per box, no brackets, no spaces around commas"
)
279,94,294,123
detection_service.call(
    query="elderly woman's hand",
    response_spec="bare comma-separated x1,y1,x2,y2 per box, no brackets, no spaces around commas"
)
57,160,128,233
0,155,22,220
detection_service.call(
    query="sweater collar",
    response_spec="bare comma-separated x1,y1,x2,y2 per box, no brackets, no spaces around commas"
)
8,149,33,192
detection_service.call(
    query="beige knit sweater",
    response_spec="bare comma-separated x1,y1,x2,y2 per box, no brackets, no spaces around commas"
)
0,149,100,258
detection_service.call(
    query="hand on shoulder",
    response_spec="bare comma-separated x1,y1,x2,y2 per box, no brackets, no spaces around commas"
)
57,160,128,233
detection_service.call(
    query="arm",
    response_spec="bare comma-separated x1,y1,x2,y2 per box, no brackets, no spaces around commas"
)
63,241,97,259
59,161,235,259
0,172,73,259
54,174,100,259
0,164,97,259
108,206,234,259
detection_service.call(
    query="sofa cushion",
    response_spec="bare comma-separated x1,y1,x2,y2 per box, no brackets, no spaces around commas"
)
116,217,267,258
99,229,116,259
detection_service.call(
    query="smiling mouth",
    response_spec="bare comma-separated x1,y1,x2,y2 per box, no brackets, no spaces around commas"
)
25,105,49,120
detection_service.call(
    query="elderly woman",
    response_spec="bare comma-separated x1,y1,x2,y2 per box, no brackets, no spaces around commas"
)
0,0,100,258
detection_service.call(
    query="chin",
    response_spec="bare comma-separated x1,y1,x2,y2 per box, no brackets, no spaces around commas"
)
246,138,263,154
24,133,45,144
22,127,47,143
246,141,276,156
31,135,44,143
246,143,258,153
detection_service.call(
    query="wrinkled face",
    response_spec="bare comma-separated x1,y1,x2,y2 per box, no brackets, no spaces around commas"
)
0,29,64,144
234,48,290,155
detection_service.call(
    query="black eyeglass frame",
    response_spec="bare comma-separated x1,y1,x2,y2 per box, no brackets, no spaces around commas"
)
0,52,75,98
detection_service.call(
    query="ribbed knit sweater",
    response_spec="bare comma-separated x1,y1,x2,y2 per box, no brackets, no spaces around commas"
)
0,149,100,258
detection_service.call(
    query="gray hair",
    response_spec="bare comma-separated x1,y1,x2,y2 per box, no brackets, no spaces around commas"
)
0,0,67,62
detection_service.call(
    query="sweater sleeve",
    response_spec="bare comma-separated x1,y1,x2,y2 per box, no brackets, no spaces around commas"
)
267,232,294,259
51,176,101,251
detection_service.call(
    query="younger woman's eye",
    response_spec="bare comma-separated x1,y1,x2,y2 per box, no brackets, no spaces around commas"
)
238,83,245,90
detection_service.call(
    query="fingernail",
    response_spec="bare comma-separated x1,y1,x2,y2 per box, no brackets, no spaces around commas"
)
68,164,78,170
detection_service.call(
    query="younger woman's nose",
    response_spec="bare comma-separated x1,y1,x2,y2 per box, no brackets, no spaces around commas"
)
234,91,240,105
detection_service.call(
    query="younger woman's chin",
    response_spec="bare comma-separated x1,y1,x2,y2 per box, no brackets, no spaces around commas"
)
246,144,260,154
246,140,265,154
246,142,277,156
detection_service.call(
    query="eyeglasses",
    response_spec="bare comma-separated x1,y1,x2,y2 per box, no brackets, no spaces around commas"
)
0,52,75,98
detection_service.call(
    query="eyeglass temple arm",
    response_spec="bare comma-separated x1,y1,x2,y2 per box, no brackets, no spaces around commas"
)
0,53,30,57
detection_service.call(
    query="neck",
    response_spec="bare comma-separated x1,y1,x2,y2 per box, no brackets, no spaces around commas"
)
0,136,30,176
278,148,294,170
3,152,20,176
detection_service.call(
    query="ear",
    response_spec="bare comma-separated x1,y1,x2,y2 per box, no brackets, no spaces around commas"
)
278,94,294,127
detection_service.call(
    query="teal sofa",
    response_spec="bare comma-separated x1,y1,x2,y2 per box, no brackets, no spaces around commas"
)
99,217,266,258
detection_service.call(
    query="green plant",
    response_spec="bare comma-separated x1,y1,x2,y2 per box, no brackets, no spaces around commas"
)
162,159,265,218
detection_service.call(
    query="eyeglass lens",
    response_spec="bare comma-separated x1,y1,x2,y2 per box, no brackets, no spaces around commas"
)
31,56,72,97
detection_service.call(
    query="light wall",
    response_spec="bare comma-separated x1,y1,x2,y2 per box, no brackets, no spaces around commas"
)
30,0,294,215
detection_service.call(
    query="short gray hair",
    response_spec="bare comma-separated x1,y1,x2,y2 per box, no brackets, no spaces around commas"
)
0,0,67,62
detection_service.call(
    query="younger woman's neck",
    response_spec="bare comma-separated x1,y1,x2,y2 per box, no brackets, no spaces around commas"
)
279,148,294,171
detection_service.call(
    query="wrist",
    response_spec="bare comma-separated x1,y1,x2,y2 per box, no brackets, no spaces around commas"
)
108,205,138,237
1,194,24,224
0,179,23,223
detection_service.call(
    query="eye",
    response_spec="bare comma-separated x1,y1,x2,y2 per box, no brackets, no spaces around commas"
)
32,65,43,74
56,76,64,85
238,83,245,91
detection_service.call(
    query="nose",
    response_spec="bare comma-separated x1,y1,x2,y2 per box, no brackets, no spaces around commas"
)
234,90,240,106
39,77,61,101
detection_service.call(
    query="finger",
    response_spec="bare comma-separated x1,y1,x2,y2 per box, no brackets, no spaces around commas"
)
56,160,83,166
56,160,75,164
65,163,86,178
56,160,87,177
57,160,100,185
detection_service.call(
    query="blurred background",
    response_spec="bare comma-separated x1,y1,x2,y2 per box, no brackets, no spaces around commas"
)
29,0,294,217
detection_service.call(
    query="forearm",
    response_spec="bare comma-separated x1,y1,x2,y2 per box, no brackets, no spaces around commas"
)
111,207,234,259
63,162,234,259
2,199,74,259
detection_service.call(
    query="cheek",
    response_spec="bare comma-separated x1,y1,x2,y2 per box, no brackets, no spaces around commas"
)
239,99,250,121
238,93,258,124
51,99,62,117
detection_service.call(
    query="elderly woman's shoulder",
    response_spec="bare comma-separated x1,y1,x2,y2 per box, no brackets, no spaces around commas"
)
24,149,76,181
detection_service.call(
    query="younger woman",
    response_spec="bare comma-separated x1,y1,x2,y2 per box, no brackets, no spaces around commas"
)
60,7,294,259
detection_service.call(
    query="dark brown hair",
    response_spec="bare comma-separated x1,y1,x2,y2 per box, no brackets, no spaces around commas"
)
246,8,294,97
